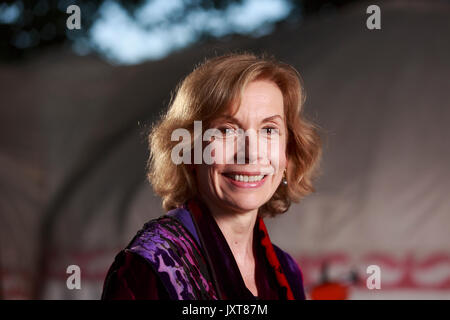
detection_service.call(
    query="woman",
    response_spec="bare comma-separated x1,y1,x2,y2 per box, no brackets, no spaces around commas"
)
101,53,321,300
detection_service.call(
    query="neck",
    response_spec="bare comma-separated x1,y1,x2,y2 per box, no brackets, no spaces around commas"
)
202,200,259,265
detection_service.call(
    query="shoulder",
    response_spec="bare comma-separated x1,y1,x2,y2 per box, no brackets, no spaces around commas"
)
101,249,170,300
103,212,211,300
126,213,199,260
272,244,306,300
101,215,186,300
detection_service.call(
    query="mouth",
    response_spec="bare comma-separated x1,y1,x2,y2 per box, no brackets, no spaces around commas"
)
221,172,269,188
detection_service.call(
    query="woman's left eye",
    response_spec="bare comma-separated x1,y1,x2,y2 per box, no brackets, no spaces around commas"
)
261,127,279,135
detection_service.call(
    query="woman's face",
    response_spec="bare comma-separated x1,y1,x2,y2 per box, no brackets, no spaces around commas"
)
194,80,288,215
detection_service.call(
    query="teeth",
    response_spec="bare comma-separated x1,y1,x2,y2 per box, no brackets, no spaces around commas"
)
231,175,264,182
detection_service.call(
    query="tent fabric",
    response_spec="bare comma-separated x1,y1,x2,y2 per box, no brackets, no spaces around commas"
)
0,0,449,299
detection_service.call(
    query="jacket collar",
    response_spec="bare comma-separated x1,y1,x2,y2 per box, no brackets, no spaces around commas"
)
185,198,294,300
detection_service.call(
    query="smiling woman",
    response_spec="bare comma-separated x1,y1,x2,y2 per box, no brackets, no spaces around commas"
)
101,53,322,300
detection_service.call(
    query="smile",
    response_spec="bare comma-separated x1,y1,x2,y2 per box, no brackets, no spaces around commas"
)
221,172,268,188
230,174,265,182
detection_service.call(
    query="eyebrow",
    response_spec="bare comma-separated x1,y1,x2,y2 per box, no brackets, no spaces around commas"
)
262,115,284,123
214,114,284,126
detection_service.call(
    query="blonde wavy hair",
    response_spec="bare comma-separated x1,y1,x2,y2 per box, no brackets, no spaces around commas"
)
147,53,322,216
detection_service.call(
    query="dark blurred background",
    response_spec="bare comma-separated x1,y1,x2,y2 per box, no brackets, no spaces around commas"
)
1,0,449,299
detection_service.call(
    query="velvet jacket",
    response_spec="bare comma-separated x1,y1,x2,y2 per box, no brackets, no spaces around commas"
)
101,199,306,300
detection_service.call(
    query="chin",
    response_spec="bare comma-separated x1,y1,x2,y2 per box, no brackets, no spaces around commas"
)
215,177,279,214
224,193,269,213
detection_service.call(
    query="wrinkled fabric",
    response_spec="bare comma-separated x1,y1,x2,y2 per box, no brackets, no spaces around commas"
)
102,198,305,300
127,215,218,299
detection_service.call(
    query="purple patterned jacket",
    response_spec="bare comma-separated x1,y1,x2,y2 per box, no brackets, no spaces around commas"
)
102,201,305,300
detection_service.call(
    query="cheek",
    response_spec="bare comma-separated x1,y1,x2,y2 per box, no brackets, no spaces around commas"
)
195,164,223,193
195,165,212,189
203,139,234,165
279,144,288,169
268,136,287,171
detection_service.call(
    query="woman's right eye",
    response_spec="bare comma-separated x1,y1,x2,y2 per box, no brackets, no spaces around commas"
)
218,127,236,136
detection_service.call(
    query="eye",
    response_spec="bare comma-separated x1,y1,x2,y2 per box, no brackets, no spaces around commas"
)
218,127,237,137
261,127,280,136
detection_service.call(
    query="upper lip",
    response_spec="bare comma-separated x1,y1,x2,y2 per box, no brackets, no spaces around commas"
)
222,170,273,176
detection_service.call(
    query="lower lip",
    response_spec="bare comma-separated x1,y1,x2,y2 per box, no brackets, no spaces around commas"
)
222,175,268,188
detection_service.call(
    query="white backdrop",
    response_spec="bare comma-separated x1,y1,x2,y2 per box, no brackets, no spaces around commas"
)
1,0,449,299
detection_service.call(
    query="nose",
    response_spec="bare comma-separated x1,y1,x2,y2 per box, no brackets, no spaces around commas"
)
235,129,266,165
245,132,259,164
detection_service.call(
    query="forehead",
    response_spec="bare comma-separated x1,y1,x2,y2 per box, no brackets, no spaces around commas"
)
231,80,284,120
